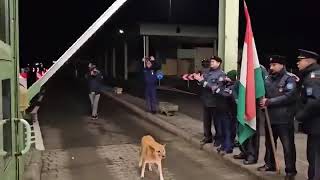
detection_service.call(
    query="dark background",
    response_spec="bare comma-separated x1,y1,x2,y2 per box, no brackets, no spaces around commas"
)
19,0,320,69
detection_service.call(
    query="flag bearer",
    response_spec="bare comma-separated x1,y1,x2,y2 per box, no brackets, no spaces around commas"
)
258,55,297,179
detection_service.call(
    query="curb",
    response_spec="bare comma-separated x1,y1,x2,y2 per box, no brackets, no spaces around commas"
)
104,92,292,180
23,91,45,180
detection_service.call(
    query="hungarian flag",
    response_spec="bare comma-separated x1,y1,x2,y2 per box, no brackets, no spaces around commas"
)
237,1,265,144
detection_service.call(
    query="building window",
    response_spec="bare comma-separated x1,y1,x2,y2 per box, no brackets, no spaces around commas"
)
1,79,12,163
0,0,10,44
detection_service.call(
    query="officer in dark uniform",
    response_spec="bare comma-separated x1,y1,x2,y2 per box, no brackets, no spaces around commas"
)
295,49,320,180
194,56,231,153
258,55,297,179
143,56,161,114
226,70,238,147
233,64,268,165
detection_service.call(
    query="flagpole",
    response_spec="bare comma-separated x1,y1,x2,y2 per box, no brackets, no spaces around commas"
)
263,107,281,174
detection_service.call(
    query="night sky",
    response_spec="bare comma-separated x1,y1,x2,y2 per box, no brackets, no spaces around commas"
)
19,0,320,68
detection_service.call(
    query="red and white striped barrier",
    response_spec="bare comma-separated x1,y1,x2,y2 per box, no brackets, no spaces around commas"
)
182,73,199,81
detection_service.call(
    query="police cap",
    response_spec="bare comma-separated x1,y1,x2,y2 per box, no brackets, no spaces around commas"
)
210,55,222,63
297,49,320,61
269,55,286,65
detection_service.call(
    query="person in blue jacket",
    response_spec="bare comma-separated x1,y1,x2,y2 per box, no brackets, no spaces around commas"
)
194,56,233,155
143,56,161,114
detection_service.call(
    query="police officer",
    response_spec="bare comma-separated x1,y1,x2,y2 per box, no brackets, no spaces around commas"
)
295,49,320,180
226,70,238,146
258,55,297,178
143,56,160,114
233,64,268,165
194,56,231,153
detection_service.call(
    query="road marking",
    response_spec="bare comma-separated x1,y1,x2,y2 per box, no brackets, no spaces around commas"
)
33,118,45,151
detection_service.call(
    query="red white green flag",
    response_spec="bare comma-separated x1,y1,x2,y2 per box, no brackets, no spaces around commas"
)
237,1,265,144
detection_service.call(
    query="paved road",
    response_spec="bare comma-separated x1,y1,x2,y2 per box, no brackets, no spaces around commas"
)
37,73,257,180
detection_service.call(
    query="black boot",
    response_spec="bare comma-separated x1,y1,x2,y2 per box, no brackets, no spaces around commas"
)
200,137,213,145
284,173,296,180
233,152,246,160
257,164,276,172
243,156,257,165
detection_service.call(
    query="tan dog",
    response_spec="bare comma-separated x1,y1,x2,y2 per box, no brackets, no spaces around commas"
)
139,135,166,180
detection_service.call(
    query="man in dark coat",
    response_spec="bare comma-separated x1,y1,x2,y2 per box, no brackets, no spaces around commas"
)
295,49,320,180
258,55,298,179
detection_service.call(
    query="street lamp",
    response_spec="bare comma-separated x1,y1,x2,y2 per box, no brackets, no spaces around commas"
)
119,29,124,34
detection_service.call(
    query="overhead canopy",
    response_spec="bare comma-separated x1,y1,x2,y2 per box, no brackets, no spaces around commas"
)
140,23,217,38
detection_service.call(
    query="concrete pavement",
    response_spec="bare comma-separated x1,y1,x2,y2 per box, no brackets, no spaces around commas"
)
104,90,309,180
27,75,257,180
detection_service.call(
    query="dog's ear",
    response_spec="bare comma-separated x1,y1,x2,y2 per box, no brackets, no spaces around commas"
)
149,145,156,151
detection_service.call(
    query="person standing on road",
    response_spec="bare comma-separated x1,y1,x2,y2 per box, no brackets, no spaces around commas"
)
233,64,268,165
194,56,233,154
258,55,298,179
295,49,320,180
87,64,104,120
143,56,161,114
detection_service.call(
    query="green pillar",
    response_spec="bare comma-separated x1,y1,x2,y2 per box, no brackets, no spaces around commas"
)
218,0,239,72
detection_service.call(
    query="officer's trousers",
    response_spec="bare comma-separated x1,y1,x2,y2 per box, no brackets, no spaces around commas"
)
203,107,223,145
264,124,297,174
221,112,233,151
89,92,100,116
145,85,157,112
241,107,261,161
229,102,237,143
307,134,320,180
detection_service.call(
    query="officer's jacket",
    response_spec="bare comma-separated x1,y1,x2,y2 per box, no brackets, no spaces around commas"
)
296,63,320,135
199,68,227,108
143,60,161,87
144,68,157,86
265,69,297,125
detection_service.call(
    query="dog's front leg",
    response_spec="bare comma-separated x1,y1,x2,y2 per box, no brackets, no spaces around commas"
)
140,162,146,178
148,163,152,171
157,162,164,180
139,146,145,167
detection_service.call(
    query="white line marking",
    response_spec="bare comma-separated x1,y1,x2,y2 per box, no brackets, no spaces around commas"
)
33,117,45,151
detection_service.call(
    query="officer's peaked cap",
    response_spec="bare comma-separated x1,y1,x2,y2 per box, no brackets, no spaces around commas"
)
210,55,222,63
297,49,320,60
